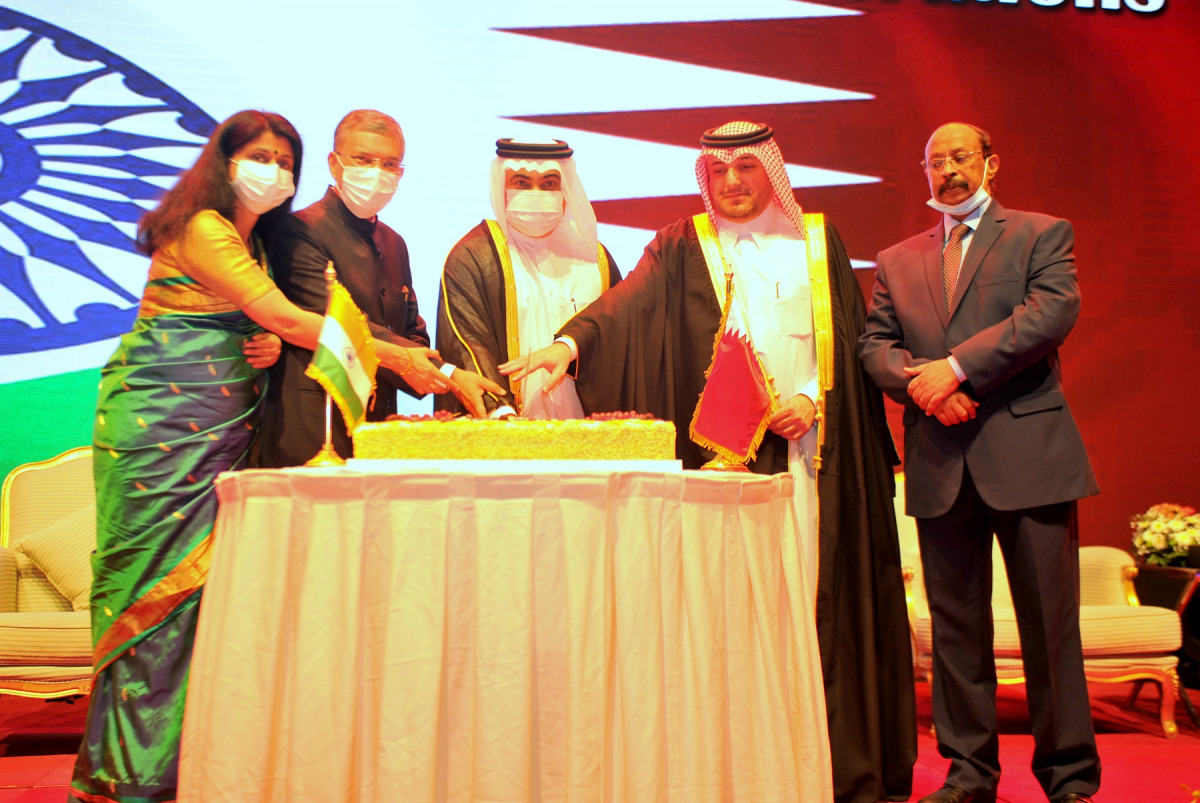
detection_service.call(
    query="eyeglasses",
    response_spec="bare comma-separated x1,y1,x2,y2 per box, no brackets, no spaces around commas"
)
921,151,984,173
336,152,404,175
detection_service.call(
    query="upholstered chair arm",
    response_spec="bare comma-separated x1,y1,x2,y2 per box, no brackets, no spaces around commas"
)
0,546,17,612
901,566,916,628
1079,546,1140,606
900,549,929,618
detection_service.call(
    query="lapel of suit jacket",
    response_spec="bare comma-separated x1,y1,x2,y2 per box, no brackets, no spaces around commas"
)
920,223,950,328
949,200,1006,317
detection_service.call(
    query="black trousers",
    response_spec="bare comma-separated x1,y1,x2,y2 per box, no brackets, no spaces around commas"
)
917,467,1101,800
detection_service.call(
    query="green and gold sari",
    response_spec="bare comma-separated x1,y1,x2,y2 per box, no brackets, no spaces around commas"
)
71,211,276,803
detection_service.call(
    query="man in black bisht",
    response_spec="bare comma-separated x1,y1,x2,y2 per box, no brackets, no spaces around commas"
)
504,121,916,803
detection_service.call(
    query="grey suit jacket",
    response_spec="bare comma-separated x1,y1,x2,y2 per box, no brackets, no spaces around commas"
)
859,200,1098,518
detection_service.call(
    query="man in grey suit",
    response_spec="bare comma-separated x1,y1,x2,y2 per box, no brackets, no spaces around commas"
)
859,122,1100,803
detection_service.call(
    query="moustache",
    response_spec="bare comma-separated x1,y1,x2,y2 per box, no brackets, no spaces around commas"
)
939,178,969,195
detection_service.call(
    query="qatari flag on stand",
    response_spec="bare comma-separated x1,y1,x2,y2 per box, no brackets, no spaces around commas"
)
689,300,774,464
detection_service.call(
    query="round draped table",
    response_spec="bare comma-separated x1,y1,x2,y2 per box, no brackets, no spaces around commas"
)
178,464,832,802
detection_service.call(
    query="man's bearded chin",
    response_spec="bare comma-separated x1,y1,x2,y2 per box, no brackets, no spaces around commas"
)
719,199,755,219
939,178,969,197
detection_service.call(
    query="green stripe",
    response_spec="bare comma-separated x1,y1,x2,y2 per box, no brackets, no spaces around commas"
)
146,276,199,287
0,369,97,483
311,343,364,421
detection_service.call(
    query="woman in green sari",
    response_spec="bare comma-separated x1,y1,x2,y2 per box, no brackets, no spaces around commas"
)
68,110,495,803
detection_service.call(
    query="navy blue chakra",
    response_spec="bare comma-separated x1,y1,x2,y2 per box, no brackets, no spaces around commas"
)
0,9,216,358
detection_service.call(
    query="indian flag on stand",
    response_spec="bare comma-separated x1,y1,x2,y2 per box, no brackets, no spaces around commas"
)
305,281,380,433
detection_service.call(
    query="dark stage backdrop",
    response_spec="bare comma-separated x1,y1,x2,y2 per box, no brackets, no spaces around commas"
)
1,0,1195,547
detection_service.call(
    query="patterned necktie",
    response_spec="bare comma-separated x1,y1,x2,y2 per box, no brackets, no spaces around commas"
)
942,223,969,313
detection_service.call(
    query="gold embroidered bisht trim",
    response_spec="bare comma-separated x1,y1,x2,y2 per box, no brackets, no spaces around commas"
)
484,220,524,410
688,213,778,464
803,213,835,470
483,220,613,411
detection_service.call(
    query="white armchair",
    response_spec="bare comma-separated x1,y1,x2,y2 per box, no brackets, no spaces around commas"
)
895,475,1188,738
0,447,95,702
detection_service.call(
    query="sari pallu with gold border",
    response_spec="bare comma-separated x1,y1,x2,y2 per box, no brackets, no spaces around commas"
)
71,309,266,803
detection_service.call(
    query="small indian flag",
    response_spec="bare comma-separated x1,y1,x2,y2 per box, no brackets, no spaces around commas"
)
305,281,380,433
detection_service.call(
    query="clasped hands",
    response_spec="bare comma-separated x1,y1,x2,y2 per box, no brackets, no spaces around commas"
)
904,359,978,426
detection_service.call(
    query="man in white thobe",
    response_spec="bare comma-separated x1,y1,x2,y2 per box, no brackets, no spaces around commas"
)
435,138,619,418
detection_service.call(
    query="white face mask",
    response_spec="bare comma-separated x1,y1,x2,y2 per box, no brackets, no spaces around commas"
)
336,160,400,220
927,158,993,217
505,189,564,238
926,182,990,217
230,160,295,215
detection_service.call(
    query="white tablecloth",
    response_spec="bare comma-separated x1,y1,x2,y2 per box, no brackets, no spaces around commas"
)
178,466,831,802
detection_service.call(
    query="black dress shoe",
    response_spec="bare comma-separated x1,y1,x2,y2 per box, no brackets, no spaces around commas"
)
918,787,978,803
1054,795,1094,802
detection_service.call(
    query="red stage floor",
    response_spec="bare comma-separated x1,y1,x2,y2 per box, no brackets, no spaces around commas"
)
3,681,1199,801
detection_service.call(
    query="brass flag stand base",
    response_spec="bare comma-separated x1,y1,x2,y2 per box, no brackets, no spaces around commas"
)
304,394,346,467
304,442,345,467
700,456,751,472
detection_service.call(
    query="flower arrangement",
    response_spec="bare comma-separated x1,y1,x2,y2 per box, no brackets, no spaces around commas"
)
1131,503,1200,567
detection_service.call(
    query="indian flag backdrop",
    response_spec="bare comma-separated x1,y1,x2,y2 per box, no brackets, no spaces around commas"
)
304,282,379,433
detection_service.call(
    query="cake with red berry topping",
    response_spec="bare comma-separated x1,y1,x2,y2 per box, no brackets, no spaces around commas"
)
352,412,676,461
